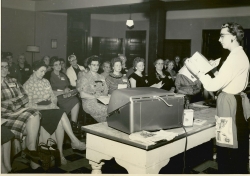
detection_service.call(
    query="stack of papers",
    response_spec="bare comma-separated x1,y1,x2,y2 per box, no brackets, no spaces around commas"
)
129,130,178,145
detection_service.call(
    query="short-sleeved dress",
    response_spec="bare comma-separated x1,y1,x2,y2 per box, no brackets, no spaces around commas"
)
1,77,40,141
105,72,130,94
129,72,149,87
49,71,79,114
23,75,63,135
77,71,108,122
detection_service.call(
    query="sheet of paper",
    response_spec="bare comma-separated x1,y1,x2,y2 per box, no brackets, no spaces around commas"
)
118,84,127,89
97,96,110,105
190,52,215,73
178,66,197,82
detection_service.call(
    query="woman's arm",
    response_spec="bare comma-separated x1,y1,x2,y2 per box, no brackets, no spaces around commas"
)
129,78,136,88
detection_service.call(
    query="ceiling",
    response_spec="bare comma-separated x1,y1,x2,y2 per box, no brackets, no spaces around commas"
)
46,0,250,14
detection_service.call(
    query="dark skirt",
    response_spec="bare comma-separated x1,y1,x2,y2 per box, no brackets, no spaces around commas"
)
57,96,79,114
1,125,14,145
40,109,64,135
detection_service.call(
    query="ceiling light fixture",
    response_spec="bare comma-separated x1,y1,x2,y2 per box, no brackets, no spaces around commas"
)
126,5,134,27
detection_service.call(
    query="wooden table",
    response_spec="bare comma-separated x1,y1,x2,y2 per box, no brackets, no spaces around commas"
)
82,107,216,174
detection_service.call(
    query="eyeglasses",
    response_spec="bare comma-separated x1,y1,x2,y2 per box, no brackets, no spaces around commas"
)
1,65,9,69
156,63,164,65
70,59,76,62
219,34,232,39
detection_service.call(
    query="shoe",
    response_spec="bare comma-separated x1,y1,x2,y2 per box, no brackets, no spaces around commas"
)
71,141,86,150
61,157,67,165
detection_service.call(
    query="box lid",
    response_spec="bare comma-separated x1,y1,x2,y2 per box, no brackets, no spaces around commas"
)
107,87,175,114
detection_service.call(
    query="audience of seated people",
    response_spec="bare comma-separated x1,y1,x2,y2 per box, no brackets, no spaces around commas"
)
23,60,86,166
76,55,108,122
148,58,175,92
105,57,131,94
46,56,81,134
17,53,32,85
100,61,111,78
66,54,86,87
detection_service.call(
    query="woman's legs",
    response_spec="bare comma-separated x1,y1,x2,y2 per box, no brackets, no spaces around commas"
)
1,141,12,173
24,115,40,150
60,113,85,150
54,120,65,159
70,103,79,122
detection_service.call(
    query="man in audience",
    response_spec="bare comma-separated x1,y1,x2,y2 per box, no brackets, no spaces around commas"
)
5,52,22,83
17,53,32,84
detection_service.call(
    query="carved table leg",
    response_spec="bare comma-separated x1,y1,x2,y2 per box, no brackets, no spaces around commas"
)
89,160,105,174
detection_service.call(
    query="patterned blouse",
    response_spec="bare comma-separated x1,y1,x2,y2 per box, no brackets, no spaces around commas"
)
1,77,29,114
105,73,130,94
23,75,58,109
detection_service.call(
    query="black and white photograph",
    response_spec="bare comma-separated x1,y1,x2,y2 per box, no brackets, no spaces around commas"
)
1,0,250,174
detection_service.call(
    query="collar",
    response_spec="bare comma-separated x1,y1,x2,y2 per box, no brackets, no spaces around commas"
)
230,46,242,54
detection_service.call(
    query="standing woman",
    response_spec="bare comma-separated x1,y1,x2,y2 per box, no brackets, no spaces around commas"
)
66,54,86,87
76,55,108,122
185,22,250,174
106,57,130,94
48,57,81,134
24,60,86,165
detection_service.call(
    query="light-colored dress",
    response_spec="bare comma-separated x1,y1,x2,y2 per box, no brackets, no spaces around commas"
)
77,71,108,122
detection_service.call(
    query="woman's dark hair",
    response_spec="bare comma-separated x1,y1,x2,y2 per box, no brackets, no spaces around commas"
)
221,22,244,44
33,60,47,71
49,56,60,66
182,57,188,65
87,55,101,66
1,58,9,63
133,57,145,69
59,58,65,63
153,58,164,66
110,57,122,68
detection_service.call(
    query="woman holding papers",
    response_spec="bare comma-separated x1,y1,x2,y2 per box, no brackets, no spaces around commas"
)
148,58,175,92
76,55,108,122
47,57,81,134
106,57,130,94
1,58,40,170
185,22,250,174
24,60,86,166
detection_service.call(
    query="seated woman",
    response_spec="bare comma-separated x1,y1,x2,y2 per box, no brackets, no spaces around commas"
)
76,55,108,122
23,60,85,166
164,58,170,71
47,57,81,134
118,54,128,75
59,58,67,74
42,55,52,73
166,60,177,81
175,58,202,103
100,61,111,79
66,54,86,87
105,57,130,94
1,119,14,173
129,57,163,88
148,58,175,92
1,58,41,169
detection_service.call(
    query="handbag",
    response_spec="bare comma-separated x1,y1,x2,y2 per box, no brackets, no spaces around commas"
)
37,138,61,171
